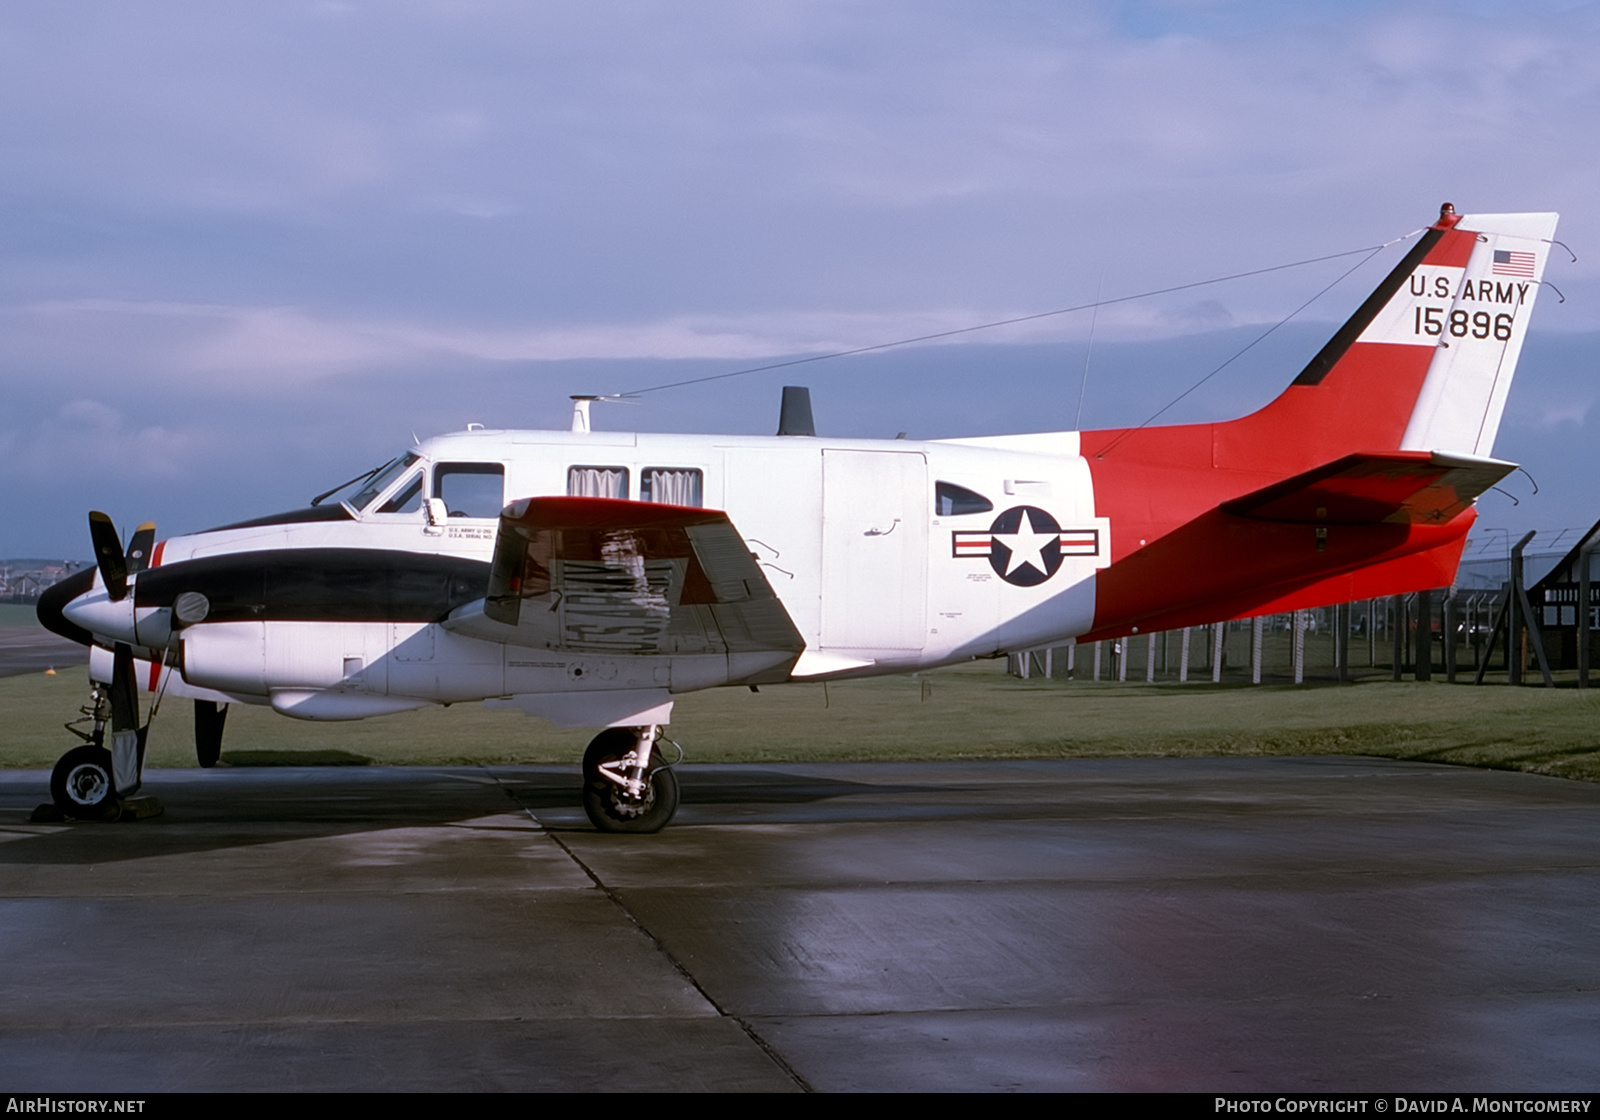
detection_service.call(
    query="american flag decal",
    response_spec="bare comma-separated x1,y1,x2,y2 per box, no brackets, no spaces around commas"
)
1492,249,1536,278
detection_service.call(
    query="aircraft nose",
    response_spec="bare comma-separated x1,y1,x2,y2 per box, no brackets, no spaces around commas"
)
36,568,96,645
57,572,139,646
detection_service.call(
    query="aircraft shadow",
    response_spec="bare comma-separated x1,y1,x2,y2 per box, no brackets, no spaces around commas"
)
0,765,945,866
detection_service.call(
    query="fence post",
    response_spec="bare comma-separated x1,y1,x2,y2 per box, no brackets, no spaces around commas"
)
1581,543,1594,690
1416,589,1433,682
1391,595,1404,681
1444,589,1457,683
1509,533,1532,686
1368,598,1377,666
1293,609,1305,684
1251,616,1264,684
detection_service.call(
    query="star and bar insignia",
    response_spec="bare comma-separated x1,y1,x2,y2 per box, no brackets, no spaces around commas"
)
952,505,1100,586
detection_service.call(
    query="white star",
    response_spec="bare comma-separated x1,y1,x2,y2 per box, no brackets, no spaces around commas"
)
993,509,1055,578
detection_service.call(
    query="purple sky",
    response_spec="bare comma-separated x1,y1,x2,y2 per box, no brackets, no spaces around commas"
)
3,1,1596,559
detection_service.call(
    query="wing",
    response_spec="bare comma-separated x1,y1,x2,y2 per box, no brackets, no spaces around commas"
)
1220,451,1516,525
445,496,804,667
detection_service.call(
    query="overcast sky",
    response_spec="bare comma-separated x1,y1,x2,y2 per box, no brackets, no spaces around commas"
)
3,0,1597,559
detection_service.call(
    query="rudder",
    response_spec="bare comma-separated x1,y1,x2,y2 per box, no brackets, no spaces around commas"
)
1396,209,1559,456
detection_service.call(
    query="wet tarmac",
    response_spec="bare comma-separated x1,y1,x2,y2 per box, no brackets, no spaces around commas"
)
1,756,1598,1092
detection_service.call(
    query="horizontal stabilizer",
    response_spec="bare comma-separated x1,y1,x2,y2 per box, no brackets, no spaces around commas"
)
1220,451,1515,526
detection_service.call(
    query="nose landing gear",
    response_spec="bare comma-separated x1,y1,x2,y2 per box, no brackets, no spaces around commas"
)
44,645,164,823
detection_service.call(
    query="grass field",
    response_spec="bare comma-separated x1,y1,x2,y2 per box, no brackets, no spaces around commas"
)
0,604,44,628
4,657,1599,782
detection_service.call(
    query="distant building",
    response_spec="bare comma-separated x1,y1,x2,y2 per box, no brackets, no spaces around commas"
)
1529,518,1600,670
1,560,86,604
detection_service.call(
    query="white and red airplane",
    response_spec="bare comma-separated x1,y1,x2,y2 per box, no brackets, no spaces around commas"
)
39,204,1559,831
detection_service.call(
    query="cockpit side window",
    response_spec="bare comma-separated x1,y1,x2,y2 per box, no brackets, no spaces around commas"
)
935,481,994,516
435,463,505,518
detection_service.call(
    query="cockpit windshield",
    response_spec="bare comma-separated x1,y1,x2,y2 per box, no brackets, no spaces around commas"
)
311,452,420,510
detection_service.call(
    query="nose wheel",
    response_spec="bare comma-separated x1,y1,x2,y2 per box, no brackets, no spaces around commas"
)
50,745,120,821
581,726,681,834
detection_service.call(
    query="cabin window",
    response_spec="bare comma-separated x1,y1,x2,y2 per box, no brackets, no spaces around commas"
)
435,462,505,518
568,466,629,499
641,468,702,506
935,481,994,516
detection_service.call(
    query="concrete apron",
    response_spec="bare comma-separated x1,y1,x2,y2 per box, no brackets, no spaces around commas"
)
1,757,1598,1092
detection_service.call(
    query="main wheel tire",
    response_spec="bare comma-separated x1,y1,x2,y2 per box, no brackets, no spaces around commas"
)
581,728,680,834
50,745,121,821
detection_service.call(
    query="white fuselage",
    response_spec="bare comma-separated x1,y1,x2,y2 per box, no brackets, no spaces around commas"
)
68,426,1111,726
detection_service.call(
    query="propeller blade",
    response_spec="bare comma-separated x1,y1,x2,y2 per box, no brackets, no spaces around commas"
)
126,522,156,574
88,511,129,602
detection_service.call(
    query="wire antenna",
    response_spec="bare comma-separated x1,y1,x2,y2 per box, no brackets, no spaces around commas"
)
1090,241,1395,459
1075,269,1103,430
619,240,1407,398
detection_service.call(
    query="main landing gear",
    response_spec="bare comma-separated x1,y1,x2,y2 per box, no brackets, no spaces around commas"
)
581,725,681,834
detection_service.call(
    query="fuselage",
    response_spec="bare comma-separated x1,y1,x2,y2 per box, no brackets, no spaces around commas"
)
50,425,1117,720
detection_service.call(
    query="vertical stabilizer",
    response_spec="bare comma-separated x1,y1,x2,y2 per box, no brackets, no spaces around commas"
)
1191,205,1559,475
1396,211,1559,456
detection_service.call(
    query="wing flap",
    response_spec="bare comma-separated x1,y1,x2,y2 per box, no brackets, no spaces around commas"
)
466,497,805,658
1220,451,1515,526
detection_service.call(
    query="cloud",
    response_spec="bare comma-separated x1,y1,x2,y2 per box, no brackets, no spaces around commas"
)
2,1,1598,554
4,399,214,483
1,292,1303,396
1534,400,1591,428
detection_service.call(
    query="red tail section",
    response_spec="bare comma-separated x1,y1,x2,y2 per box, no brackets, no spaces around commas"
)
1080,205,1555,639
